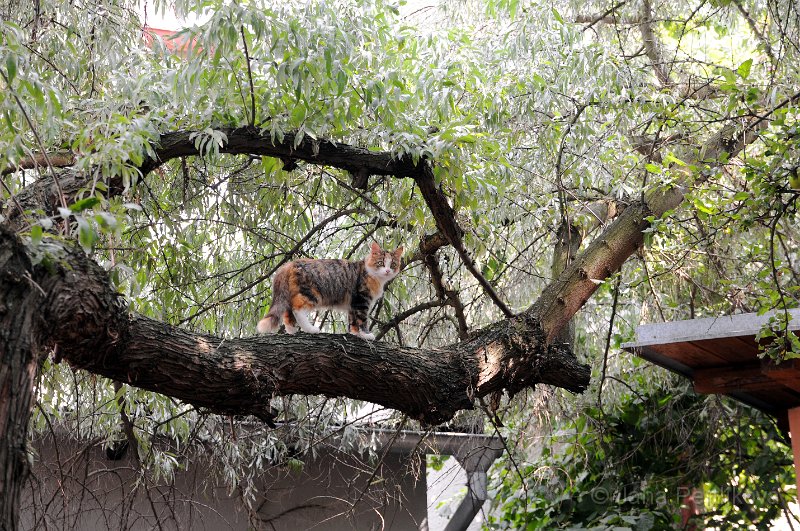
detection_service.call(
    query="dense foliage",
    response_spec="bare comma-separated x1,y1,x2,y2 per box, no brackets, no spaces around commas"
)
487,385,796,529
2,0,799,527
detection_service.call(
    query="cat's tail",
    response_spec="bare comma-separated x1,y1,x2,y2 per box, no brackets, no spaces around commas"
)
258,266,291,334
258,296,289,333
256,311,281,334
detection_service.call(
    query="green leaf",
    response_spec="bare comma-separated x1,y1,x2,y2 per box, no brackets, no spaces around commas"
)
737,58,753,79
645,163,661,174
693,197,716,214
3,111,16,133
551,8,563,23
324,47,332,77
6,54,16,84
662,153,687,167
76,216,97,252
291,104,306,124
30,225,42,245
69,197,100,212
24,80,45,107
336,70,347,96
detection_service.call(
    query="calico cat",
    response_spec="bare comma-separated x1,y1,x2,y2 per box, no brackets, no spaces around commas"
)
257,242,403,340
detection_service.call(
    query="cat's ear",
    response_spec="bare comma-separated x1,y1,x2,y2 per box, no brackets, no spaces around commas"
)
393,246,404,258
370,241,382,254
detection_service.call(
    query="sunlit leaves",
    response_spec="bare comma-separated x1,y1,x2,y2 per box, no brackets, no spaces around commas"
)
189,127,228,157
5,0,800,522
737,58,753,80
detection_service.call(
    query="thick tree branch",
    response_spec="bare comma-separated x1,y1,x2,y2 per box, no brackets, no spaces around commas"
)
143,127,425,178
640,0,672,87
1,151,74,176
1,116,765,438
405,231,448,264
0,227,46,529
9,127,426,219
638,1,721,100
6,229,587,426
533,118,763,342
412,165,515,318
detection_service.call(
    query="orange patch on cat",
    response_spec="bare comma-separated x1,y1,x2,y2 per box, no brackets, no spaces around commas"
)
291,293,314,310
365,275,381,296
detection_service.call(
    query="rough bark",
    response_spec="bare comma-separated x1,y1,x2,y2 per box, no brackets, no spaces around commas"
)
550,200,619,344
0,117,763,529
0,227,45,530
533,120,761,343
2,228,586,428
9,127,428,219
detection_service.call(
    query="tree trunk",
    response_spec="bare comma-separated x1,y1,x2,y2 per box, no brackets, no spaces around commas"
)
0,227,45,530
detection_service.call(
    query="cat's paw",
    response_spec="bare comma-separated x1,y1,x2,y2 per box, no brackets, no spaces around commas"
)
357,331,375,340
305,326,321,334
285,325,298,335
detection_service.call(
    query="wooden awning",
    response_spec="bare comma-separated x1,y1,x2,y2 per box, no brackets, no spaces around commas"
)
622,309,800,417
622,309,800,496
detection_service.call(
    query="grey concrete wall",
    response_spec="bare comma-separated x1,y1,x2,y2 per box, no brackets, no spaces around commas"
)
20,435,426,530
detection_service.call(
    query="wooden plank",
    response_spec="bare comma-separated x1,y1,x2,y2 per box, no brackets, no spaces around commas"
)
695,360,800,408
724,390,789,414
626,345,694,379
693,364,773,394
762,359,800,393
690,336,759,364
646,342,729,369
744,387,800,410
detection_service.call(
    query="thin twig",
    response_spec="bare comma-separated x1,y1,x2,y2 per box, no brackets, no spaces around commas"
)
1,178,27,219
350,415,408,512
479,401,529,524
581,0,629,32
414,165,514,317
375,300,444,340
423,250,469,339
240,26,257,127
731,0,777,65
597,272,622,412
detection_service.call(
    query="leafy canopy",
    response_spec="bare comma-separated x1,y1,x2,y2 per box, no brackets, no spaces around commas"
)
2,0,800,526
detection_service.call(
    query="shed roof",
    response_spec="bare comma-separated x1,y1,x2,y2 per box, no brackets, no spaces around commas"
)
622,309,800,416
